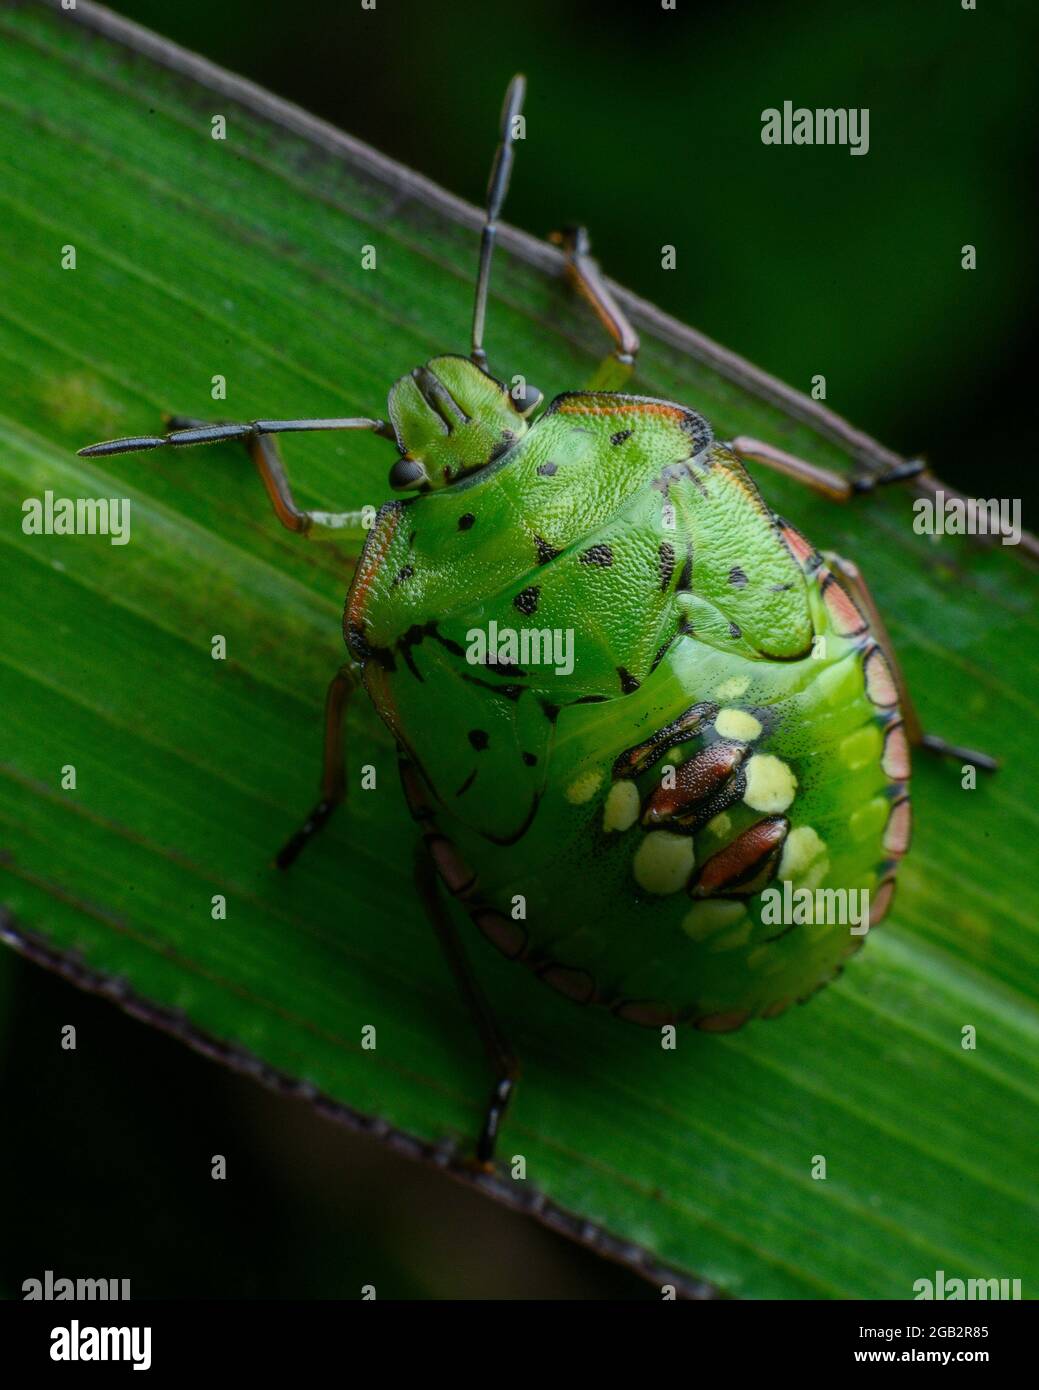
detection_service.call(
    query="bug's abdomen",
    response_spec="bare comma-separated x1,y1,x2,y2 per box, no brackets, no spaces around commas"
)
435,525,910,1027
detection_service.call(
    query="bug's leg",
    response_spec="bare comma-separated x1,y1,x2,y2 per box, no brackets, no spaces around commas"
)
823,550,998,772
414,844,518,1169
549,226,640,391
729,436,924,501
79,414,395,544
276,664,358,868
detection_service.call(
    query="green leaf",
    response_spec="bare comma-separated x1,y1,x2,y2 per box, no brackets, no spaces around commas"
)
2,1,1037,1299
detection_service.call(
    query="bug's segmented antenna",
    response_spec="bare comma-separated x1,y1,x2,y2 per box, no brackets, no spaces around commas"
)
470,74,526,374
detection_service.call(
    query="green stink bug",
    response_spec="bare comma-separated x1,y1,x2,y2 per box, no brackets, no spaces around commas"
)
79,76,995,1166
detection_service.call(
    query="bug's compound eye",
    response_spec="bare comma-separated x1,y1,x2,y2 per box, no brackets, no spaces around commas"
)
510,382,543,417
388,456,426,490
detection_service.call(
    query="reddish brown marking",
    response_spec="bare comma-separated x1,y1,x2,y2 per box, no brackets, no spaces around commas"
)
398,759,433,820
556,400,686,421
864,644,899,708
425,832,478,898
539,964,597,1004
883,797,912,857
471,909,527,960
642,742,748,828
882,721,911,780
869,876,897,926
696,1009,751,1033
345,505,400,636
614,999,676,1027
820,572,868,636
780,523,815,569
613,701,717,779
760,998,794,1020
691,817,790,898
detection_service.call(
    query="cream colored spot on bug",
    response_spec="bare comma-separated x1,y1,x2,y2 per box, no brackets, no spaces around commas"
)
682,899,745,942
708,921,753,953
743,754,797,813
633,831,694,895
715,675,750,701
715,708,762,742
565,769,603,804
705,812,732,838
603,780,640,833
850,796,888,842
840,723,882,772
779,825,826,881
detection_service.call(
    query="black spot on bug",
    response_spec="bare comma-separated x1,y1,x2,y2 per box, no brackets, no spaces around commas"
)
468,729,489,751
574,694,608,704
659,541,675,591
677,541,694,591
617,666,641,694
611,429,633,446
534,535,561,565
537,461,558,477
728,565,748,588
458,513,476,531
522,752,537,767
514,586,540,616
541,701,561,724
650,633,676,672
462,674,525,701
728,622,743,639
770,581,793,592
455,769,477,797
580,543,613,567
392,565,414,586
408,530,416,547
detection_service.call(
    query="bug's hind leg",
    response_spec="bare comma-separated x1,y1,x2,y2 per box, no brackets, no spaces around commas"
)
276,664,358,868
550,226,640,391
414,844,518,1169
729,436,924,501
823,550,998,772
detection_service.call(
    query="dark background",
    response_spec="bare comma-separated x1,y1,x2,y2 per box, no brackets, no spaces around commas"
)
2,0,1035,1299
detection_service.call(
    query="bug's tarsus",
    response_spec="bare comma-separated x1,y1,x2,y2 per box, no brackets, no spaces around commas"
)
470,73,527,374
550,225,641,389
274,665,356,868
851,458,927,494
918,734,999,773
414,846,518,1168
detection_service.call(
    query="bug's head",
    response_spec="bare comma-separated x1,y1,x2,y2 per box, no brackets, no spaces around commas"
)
386,355,540,491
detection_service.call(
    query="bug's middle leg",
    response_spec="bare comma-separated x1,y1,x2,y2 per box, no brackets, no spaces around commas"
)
276,664,358,868
550,226,640,391
729,435,924,500
823,550,997,772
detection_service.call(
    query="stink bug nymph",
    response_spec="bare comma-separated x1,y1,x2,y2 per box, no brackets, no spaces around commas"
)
80,77,995,1166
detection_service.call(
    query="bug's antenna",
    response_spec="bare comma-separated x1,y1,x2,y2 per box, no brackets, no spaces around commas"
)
470,74,526,373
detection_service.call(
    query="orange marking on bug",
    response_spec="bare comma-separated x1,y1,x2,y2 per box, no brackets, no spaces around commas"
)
864,644,899,709
883,797,912,856
780,523,815,569
882,721,911,780
556,401,687,421
346,505,400,634
696,1009,751,1033
821,572,868,636
869,876,897,926
691,816,790,897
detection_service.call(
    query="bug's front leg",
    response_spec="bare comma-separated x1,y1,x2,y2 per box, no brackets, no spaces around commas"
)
276,664,359,868
823,550,998,773
413,841,518,1169
550,225,640,391
79,412,395,546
